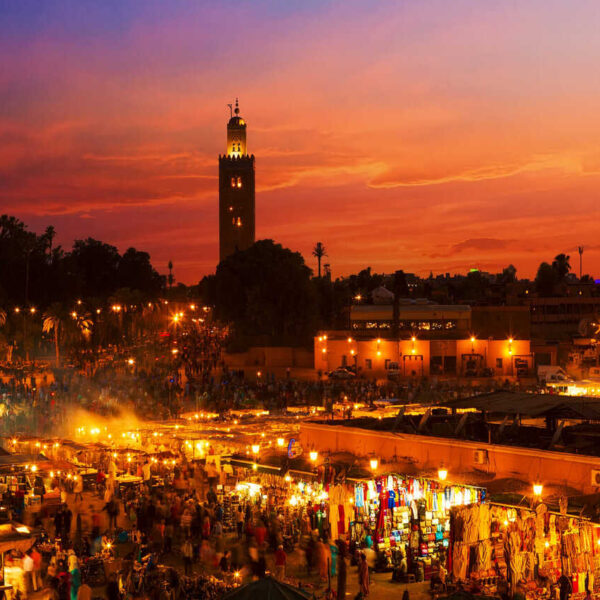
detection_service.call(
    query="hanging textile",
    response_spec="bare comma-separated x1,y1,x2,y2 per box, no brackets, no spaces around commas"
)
452,542,469,580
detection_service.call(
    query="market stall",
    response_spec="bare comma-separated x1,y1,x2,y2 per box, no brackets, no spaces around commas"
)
0,520,37,600
451,501,600,599
351,474,485,579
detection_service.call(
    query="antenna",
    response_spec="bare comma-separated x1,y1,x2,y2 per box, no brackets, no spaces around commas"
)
227,103,233,118
578,245,584,280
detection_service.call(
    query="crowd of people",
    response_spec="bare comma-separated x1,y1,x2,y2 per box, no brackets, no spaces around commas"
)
2,452,386,600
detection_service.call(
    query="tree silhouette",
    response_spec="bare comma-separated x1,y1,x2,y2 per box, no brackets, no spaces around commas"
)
312,242,327,278
535,262,557,297
213,240,316,346
500,264,517,284
552,254,571,281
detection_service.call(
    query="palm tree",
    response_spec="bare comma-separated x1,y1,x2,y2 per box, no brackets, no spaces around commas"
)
312,242,327,278
43,303,92,366
42,303,65,366
0,308,6,328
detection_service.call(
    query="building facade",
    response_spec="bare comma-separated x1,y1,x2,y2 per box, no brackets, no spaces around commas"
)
315,335,533,378
218,99,255,263
350,303,471,336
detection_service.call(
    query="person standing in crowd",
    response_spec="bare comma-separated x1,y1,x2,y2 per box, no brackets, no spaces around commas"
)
73,476,83,503
23,550,34,595
31,545,42,591
336,540,347,600
182,537,194,576
236,504,245,540
559,573,573,600
273,544,287,581
76,580,92,600
358,552,370,598
105,573,120,600
68,553,81,600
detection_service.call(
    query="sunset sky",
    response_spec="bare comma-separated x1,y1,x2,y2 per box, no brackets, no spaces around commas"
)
2,0,600,283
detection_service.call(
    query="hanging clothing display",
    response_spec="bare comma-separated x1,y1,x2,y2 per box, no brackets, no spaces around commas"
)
351,474,483,579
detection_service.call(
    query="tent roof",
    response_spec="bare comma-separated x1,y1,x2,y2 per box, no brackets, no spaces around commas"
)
223,577,311,600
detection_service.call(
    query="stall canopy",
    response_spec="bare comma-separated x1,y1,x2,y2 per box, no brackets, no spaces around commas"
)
444,391,600,420
225,452,373,481
223,577,310,600
0,522,37,554
0,453,50,468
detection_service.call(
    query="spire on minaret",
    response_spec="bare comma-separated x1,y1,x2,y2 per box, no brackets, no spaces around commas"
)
234,98,240,115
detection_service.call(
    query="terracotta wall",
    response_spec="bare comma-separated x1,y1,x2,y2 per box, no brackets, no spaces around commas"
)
300,422,600,495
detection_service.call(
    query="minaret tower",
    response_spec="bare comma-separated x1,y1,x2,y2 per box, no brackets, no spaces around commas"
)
218,98,255,263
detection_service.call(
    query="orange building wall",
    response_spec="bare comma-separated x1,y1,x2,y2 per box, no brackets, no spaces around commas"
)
315,336,532,377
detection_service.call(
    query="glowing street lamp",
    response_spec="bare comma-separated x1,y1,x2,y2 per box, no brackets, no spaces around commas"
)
533,483,543,496
369,458,378,471
309,451,318,462
277,438,285,447
251,444,260,455
438,468,448,481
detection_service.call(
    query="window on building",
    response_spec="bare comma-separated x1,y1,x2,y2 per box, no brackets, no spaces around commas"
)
236,177,242,188
496,358,503,369
236,217,242,227
230,177,236,188
228,206,233,212
365,359,372,370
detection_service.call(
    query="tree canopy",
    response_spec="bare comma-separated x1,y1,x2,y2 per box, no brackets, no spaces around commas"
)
0,215,164,308
205,240,316,347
